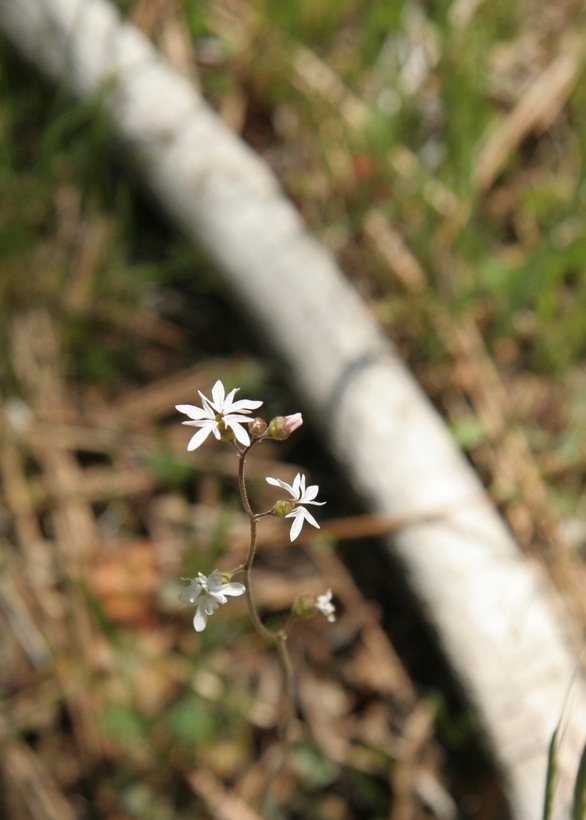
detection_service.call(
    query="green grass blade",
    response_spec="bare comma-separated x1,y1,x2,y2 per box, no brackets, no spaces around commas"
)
572,736,586,820
543,727,559,820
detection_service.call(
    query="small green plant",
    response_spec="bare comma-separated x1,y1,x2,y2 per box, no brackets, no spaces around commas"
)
543,718,586,819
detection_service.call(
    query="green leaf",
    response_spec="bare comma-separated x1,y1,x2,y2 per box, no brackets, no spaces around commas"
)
543,726,559,820
572,736,586,820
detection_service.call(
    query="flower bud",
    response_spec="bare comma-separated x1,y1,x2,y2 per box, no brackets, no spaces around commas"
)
249,417,268,438
267,413,303,440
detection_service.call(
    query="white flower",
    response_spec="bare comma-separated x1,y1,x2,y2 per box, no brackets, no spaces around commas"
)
179,570,245,632
266,472,326,542
176,380,263,450
316,589,336,623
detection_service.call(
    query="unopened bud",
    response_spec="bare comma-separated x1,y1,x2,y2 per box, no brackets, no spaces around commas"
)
249,417,268,438
267,413,303,441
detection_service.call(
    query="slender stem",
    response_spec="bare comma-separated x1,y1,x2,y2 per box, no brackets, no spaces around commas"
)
236,442,296,747
244,564,275,642
276,633,295,741
256,630,296,815
237,443,275,641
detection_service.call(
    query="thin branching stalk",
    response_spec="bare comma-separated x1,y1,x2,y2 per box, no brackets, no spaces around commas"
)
236,439,297,804
237,442,276,641
176,385,327,812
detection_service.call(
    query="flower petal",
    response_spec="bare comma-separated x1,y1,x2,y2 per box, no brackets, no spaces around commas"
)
206,570,223,588
289,511,304,541
210,380,226,410
287,506,320,531
221,581,246,597
176,404,210,420
300,483,320,502
227,420,251,447
200,395,215,416
229,397,263,412
304,498,326,508
222,386,239,410
316,589,336,622
224,412,259,423
299,508,321,529
193,605,208,632
266,476,295,495
178,585,202,604
187,426,214,451
292,473,304,498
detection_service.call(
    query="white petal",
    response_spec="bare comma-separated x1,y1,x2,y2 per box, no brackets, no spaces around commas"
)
200,396,216,417
229,397,263,412
221,582,246,597
289,511,304,541
222,386,239,411
300,507,320,529
300,484,319,502
178,585,202,604
193,606,208,632
206,570,222,588
224,412,258,423
287,506,320,530
176,404,208,420
316,590,336,622
187,426,214,451
228,420,251,446
266,476,295,496
211,379,226,413
292,473,304,498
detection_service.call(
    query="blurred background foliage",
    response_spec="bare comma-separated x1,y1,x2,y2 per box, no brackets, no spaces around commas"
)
1,0,586,817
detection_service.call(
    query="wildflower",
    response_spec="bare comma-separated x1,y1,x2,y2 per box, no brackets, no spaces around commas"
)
315,589,336,623
266,472,326,541
179,570,245,632
267,412,303,440
294,589,336,623
176,380,262,450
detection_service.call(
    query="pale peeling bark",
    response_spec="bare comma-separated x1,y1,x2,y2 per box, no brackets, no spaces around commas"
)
1,0,584,815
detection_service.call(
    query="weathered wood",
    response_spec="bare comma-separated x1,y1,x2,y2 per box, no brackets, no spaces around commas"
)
1,0,585,814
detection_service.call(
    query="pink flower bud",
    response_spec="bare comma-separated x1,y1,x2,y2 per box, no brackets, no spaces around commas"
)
267,413,303,440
